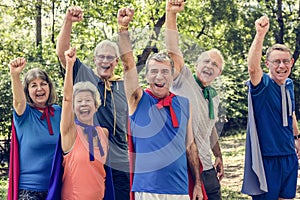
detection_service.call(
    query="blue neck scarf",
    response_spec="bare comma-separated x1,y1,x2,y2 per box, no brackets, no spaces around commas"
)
75,119,105,161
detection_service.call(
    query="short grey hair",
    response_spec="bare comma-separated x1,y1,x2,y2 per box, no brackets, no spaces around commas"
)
266,44,292,60
94,40,120,58
197,48,225,71
73,81,101,109
145,52,175,75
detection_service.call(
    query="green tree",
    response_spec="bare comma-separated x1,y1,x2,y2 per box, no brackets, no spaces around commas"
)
0,0,299,139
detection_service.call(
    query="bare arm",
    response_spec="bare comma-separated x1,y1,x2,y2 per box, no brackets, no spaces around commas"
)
60,47,77,152
9,58,27,115
56,6,83,68
248,16,269,86
293,112,300,159
186,107,203,200
117,8,142,115
165,0,184,79
210,127,224,181
293,112,299,136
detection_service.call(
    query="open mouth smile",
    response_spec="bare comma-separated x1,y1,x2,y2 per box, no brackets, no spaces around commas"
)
101,66,111,70
155,83,165,88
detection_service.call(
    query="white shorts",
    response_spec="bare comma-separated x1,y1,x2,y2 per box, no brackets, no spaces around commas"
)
135,192,190,200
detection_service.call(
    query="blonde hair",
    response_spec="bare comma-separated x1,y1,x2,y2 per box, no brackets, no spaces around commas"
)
73,81,101,109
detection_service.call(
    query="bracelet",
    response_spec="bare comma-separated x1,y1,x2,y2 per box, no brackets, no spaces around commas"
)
294,134,300,139
118,24,129,32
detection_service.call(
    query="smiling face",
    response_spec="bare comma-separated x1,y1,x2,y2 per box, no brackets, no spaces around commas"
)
28,77,50,108
146,59,173,99
266,50,294,85
196,50,223,86
74,91,97,125
94,45,118,80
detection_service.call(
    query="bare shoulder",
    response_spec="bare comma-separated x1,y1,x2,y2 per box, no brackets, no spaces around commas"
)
101,127,109,138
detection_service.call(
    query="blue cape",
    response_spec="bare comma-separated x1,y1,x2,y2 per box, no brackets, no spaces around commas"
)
241,82,268,195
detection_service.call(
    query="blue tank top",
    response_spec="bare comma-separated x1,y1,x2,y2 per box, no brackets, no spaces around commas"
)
130,91,190,194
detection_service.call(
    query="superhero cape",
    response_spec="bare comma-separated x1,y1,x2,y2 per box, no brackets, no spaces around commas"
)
46,135,115,200
127,120,207,200
241,82,267,195
7,119,19,200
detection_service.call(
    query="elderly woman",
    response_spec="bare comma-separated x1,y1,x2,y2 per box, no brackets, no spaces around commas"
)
8,58,61,200
60,47,109,199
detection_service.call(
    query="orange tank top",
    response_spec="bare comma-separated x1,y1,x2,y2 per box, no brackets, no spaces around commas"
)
61,125,108,200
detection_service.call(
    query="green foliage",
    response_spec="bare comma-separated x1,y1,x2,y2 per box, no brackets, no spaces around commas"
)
0,0,299,139
222,187,250,200
0,176,8,199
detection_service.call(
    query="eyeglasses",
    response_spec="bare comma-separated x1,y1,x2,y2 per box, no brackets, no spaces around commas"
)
268,59,291,67
95,55,116,62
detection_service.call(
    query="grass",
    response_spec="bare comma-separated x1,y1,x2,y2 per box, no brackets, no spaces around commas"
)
0,176,7,199
0,131,298,199
220,132,300,199
220,132,250,199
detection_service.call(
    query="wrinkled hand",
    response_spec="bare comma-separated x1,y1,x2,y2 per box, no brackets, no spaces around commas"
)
214,156,224,181
64,47,76,67
255,15,269,36
166,0,185,13
192,182,203,200
9,57,26,75
66,6,83,23
117,8,134,27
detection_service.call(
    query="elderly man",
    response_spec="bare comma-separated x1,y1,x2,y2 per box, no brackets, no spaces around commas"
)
242,15,300,199
166,1,224,199
117,7,204,200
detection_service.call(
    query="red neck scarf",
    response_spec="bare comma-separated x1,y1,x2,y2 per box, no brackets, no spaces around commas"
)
34,106,55,135
145,88,179,128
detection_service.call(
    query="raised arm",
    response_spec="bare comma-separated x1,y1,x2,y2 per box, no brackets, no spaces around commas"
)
60,47,77,152
9,57,27,115
166,0,184,79
186,108,203,200
117,8,142,115
248,16,269,86
56,6,83,68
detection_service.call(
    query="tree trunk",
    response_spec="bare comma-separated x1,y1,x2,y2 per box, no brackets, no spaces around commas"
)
36,0,42,60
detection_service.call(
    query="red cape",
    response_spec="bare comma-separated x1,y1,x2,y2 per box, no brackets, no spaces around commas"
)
7,119,20,200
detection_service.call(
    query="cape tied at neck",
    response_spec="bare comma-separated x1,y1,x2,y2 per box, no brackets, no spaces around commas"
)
280,84,292,127
102,74,121,105
193,74,217,119
145,88,179,128
75,119,105,161
101,74,121,136
34,106,55,135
